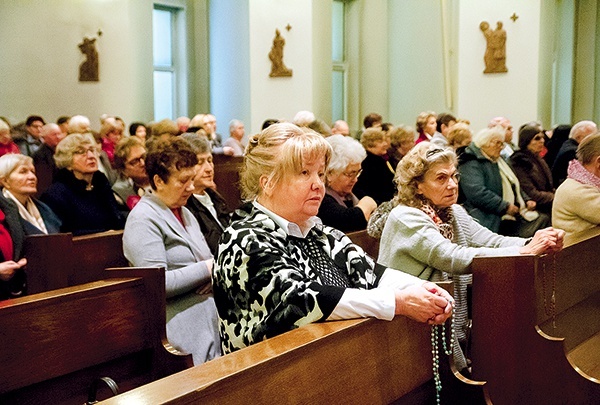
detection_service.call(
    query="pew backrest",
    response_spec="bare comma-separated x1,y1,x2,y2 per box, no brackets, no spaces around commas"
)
212,155,244,211
24,230,128,294
0,267,192,404
470,228,600,404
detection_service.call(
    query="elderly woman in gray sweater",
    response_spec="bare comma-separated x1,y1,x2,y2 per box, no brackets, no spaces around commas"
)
374,142,564,370
123,137,220,365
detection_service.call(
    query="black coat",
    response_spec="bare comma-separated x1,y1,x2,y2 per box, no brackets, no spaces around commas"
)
41,169,124,236
353,152,396,205
509,150,554,214
551,139,578,187
185,188,231,255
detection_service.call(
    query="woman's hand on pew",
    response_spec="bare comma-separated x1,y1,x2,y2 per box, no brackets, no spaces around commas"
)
394,283,453,325
520,227,566,256
0,258,27,281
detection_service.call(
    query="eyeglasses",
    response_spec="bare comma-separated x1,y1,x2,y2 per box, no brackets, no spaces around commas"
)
126,154,146,167
73,146,98,155
532,135,544,141
433,172,461,186
342,169,363,179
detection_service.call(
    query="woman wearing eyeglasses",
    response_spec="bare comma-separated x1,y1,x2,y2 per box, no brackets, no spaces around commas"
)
317,135,377,232
41,133,124,235
458,126,550,237
377,141,564,372
509,124,555,215
112,136,150,214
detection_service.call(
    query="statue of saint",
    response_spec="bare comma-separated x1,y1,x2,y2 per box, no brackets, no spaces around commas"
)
269,29,292,77
480,21,508,74
78,37,99,81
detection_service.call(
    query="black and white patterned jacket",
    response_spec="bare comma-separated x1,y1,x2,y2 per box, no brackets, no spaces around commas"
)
213,202,387,354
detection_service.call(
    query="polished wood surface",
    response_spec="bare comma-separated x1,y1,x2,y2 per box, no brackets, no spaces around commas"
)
470,229,600,405
346,229,380,260
103,283,489,405
0,267,191,404
212,154,244,211
24,229,128,294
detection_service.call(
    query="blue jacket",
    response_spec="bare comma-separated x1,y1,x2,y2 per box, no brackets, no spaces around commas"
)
458,143,509,232
20,198,62,236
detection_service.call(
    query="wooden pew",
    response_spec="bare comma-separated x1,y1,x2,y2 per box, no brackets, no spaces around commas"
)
470,227,600,405
346,229,380,260
24,229,128,294
212,154,244,211
102,284,489,404
0,267,192,404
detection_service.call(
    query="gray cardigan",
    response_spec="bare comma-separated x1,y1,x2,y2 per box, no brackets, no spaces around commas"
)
378,204,525,281
123,193,220,364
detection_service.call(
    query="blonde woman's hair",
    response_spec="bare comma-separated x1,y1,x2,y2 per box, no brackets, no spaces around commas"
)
360,127,386,149
393,142,457,208
447,123,473,148
241,123,332,201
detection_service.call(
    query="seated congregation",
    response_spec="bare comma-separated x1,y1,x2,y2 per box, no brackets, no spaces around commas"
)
0,109,599,403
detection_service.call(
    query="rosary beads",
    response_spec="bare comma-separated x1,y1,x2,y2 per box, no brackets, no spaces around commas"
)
431,304,455,405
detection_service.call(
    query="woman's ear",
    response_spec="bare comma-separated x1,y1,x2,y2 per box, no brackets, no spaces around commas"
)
259,175,272,196
153,174,164,191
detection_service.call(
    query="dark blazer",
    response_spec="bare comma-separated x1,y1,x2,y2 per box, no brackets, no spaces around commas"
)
19,198,62,236
41,169,124,236
0,195,26,300
353,151,395,205
185,188,231,255
32,143,57,196
510,150,554,214
551,139,578,187
317,193,367,232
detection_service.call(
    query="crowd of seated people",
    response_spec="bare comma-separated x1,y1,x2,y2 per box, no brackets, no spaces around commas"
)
0,107,597,383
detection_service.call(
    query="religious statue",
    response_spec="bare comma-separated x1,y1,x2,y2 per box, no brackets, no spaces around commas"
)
480,21,507,74
78,37,99,82
269,29,292,77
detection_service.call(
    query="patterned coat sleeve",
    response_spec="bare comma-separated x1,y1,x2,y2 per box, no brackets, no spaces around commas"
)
212,206,384,353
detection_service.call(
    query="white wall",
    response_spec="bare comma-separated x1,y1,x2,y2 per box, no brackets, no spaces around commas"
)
248,0,315,134
387,0,447,128
456,0,541,133
209,0,251,137
0,0,154,130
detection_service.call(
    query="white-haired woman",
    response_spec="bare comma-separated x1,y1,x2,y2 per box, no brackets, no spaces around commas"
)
317,134,376,232
377,142,564,371
41,133,124,235
0,154,61,235
458,126,549,237
213,123,455,354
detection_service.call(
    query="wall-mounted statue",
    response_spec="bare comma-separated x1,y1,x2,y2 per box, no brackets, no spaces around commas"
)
269,29,292,77
480,21,507,74
78,37,99,82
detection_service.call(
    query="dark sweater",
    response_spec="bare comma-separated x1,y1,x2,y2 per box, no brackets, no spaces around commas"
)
41,169,124,236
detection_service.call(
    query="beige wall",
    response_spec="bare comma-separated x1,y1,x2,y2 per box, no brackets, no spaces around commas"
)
0,0,154,130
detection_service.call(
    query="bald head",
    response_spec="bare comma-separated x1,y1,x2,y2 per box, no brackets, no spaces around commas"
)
569,120,597,143
331,120,350,136
41,123,66,149
489,116,513,142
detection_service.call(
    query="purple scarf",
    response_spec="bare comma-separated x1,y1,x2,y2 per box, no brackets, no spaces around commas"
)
567,160,600,189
